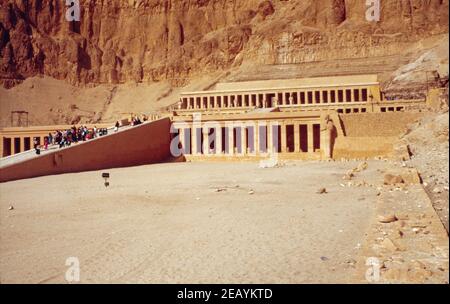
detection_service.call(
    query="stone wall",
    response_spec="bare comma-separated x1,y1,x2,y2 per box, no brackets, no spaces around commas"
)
339,112,425,137
333,136,398,159
333,112,426,158
0,118,172,183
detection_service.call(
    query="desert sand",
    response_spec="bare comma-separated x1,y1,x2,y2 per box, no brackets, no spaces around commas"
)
1,161,384,284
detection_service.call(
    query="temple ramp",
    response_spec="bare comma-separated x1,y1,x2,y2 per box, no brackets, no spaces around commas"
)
0,118,172,183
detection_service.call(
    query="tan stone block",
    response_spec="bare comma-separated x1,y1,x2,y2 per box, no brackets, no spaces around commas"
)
400,169,422,185
384,174,404,185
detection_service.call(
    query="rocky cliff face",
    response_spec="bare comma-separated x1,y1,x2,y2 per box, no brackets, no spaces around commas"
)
1,0,448,89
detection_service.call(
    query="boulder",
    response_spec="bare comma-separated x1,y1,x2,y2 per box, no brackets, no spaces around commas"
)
378,214,398,223
384,174,405,185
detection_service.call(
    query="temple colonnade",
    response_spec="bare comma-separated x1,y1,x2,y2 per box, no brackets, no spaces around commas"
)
173,120,324,156
179,86,372,110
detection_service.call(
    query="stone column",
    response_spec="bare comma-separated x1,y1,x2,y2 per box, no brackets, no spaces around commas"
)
267,122,273,154
10,138,15,155
294,123,300,152
240,125,246,155
216,126,222,155
254,123,259,155
320,119,327,156
307,124,314,153
281,123,287,153
203,128,210,155
179,128,185,154
21,137,26,152
192,126,199,154
227,125,234,155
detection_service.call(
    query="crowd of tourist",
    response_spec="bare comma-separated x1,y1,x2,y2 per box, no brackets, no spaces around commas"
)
33,115,151,155
131,115,149,126
34,126,109,153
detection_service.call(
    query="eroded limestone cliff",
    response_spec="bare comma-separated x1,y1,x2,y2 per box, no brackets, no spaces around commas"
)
1,0,448,88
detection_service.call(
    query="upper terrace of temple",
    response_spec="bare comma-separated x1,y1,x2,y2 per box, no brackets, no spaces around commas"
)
212,75,379,91
176,74,382,111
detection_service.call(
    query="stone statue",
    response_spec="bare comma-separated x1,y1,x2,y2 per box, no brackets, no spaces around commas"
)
272,96,278,107
289,94,294,105
322,115,337,159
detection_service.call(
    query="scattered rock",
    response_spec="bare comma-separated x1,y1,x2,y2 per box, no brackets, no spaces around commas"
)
346,258,357,266
382,268,407,281
433,187,442,194
8,205,14,210
320,256,329,261
378,214,398,223
398,169,422,185
316,188,327,194
384,174,405,185
394,229,405,239
342,171,355,180
259,158,278,168
412,227,421,233
357,161,369,172
395,213,409,221
411,221,428,229
407,267,433,283
248,190,255,195
381,238,399,251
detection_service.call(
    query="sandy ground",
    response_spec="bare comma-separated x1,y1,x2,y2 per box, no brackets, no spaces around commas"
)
0,161,387,284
